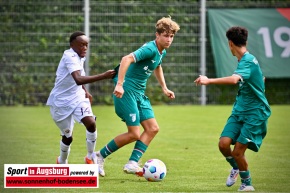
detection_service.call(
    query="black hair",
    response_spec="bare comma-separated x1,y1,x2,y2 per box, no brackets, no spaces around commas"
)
69,31,85,44
226,26,248,47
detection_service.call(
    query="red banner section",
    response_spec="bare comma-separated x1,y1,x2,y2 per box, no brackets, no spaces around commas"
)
277,8,290,21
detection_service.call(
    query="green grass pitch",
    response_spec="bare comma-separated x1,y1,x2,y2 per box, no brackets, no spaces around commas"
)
0,105,289,192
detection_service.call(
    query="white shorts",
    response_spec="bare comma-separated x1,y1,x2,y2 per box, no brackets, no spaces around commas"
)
49,99,95,137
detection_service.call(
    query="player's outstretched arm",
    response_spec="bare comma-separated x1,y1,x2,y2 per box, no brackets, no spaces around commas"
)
71,70,116,85
194,75,240,86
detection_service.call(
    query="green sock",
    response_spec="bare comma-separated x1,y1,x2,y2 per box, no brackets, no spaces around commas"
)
129,140,148,162
240,170,252,185
100,139,119,158
226,156,238,169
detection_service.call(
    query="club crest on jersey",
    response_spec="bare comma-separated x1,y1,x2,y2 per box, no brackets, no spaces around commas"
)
130,113,136,122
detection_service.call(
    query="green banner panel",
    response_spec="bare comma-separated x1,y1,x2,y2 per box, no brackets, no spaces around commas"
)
208,9,290,78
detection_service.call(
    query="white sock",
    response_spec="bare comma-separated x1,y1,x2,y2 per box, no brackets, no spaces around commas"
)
86,130,97,159
59,140,70,163
128,160,138,165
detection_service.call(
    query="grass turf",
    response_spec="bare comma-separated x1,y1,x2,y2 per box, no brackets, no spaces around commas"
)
0,105,289,192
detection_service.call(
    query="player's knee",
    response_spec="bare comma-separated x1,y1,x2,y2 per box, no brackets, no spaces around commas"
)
231,150,244,159
86,121,96,133
128,131,140,141
149,125,159,136
82,117,96,133
218,139,230,151
62,136,73,145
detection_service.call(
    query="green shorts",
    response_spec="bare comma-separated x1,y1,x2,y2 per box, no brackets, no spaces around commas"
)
113,90,155,126
220,114,268,152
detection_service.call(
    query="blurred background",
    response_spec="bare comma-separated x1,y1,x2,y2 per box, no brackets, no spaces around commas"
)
0,0,289,106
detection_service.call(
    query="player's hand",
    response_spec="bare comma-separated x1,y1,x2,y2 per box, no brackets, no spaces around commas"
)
102,70,116,79
113,84,124,98
85,92,93,104
163,88,175,99
194,75,209,86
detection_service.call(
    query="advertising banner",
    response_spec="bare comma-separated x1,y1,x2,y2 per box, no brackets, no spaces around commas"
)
208,9,290,78
4,164,99,188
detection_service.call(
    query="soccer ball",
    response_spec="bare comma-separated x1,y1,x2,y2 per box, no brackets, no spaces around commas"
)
143,159,167,182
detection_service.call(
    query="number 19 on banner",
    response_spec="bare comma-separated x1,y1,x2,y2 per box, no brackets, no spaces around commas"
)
258,26,290,58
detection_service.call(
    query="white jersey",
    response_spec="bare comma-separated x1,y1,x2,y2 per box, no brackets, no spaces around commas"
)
46,48,86,107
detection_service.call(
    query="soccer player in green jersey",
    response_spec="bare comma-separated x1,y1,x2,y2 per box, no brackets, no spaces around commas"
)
94,16,180,177
194,26,271,192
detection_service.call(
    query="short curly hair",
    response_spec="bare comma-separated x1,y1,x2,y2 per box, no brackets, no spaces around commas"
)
156,16,180,35
226,26,248,47
69,31,85,44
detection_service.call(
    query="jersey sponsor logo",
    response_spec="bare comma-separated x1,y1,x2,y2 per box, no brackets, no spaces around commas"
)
130,114,136,122
143,66,153,75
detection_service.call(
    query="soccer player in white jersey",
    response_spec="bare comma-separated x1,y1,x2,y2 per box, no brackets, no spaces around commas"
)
46,31,115,165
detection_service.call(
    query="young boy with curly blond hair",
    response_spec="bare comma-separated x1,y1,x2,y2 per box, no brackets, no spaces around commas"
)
94,16,180,177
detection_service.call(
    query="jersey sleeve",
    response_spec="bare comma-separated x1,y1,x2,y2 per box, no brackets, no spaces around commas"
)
132,43,155,63
64,52,83,74
233,58,251,81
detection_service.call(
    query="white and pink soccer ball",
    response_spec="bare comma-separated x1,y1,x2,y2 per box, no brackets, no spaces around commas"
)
143,159,167,182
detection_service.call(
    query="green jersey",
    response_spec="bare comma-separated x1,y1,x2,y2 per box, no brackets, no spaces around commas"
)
113,40,166,94
232,52,271,121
